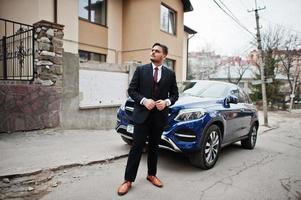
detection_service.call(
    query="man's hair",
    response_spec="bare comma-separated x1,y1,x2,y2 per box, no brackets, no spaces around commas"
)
152,43,168,55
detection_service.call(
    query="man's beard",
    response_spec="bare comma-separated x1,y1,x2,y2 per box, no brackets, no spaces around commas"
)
150,57,163,65
150,58,161,64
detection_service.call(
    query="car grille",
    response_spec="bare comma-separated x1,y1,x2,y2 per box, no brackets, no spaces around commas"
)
159,139,174,150
116,125,181,152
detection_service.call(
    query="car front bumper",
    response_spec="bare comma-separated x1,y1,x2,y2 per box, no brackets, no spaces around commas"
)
116,110,206,153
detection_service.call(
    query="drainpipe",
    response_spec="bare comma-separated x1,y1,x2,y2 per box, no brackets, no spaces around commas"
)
186,33,195,80
54,0,58,23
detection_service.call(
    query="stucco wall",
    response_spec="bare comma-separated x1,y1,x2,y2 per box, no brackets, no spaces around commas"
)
79,69,128,108
78,19,108,55
57,0,79,54
0,0,53,24
0,0,78,53
121,0,185,81
61,52,119,130
107,0,123,64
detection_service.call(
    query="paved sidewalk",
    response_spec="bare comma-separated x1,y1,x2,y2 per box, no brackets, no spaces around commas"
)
0,129,130,177
0,110,285,178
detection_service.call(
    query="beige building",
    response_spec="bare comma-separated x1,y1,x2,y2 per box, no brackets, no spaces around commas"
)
0,0,195,81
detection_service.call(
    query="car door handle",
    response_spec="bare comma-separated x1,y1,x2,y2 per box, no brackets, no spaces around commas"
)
240,108,245,112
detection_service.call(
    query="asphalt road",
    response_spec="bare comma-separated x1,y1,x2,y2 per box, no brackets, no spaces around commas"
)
41,111,301,200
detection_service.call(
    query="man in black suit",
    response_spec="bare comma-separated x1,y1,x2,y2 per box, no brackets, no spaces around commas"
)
117,43,179,195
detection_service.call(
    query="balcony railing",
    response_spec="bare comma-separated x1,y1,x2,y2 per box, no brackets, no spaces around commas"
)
0,18,35,81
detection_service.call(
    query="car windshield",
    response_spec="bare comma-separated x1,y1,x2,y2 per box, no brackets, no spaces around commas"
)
179,81,229,98
177,81,197,93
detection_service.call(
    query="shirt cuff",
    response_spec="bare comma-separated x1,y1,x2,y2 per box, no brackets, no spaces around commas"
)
140,97,146,105
165,99,171,107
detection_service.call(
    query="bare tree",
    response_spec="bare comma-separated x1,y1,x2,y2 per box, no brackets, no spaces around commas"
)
249,26,285,109
250,26,301,110
227,60,250,84
251,26,284,73
277,33,301,93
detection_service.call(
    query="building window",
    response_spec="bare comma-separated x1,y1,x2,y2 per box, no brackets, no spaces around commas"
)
164,58,175,71
79,50,106,63
78,0,107,26
79,0,89,19
160,4,176,35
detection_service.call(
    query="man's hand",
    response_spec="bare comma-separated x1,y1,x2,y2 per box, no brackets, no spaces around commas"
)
143,99,156,110
155,100,167,111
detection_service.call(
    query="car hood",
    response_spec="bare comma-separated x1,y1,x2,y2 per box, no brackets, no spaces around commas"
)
170,95,221,111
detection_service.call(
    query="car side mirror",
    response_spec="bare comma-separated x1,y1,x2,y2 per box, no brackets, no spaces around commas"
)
223,95,238,107
228,95,238,104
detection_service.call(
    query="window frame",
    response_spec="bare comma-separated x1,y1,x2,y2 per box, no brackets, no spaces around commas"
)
78,0,107,27
160,3,177,36
164,58,176,71
79,50,106,63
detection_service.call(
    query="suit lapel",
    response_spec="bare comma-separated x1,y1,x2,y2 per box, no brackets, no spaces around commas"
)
145,63,153,93
158,66,167,90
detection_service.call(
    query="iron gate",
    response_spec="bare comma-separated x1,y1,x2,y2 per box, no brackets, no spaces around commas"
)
0,18,35,81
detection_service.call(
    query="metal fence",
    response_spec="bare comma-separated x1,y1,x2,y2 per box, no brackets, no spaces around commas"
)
0,18,35,81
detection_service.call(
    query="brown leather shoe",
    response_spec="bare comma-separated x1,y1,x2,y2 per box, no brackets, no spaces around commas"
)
146,175,163,187
117,181,132,196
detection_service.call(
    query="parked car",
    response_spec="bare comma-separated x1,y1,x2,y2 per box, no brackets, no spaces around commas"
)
116,80,259,169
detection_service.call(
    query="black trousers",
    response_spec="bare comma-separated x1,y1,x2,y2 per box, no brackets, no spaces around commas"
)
124,109,165,182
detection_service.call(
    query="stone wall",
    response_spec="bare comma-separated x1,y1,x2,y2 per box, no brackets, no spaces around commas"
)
33,20,64,87
0,85,61,132
0,20,64,133
0,19,141,131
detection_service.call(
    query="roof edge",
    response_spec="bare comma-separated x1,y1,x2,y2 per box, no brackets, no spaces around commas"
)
182,0,193,12
184,25,197,34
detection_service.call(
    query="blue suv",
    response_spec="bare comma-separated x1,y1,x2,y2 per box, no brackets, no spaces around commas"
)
116,80,259,169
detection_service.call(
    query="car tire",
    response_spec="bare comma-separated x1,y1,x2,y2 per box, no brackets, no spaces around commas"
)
189,125,221,170
241,124,258,149
121,136,133,145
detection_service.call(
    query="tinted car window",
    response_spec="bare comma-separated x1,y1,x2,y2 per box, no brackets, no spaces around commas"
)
229,87,248,103
239,89,251,103
238,89,247,103
241,89,251,103
229,88,239,97
183,82,229,98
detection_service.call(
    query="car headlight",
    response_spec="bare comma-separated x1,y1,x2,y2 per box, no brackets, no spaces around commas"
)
174,108,206,121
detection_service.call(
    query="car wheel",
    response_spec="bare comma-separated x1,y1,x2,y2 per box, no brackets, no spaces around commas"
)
189,125,221,170
121,136,133,145
241,124,257,149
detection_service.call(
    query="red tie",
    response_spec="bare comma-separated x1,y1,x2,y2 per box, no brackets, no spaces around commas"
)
154,67,158,83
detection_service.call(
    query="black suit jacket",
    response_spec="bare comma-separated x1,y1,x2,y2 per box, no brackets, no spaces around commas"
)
128,63,179,124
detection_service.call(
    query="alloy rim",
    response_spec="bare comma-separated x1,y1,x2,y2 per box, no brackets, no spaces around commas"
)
205,131,219,164
251,127,257,147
